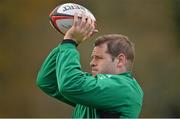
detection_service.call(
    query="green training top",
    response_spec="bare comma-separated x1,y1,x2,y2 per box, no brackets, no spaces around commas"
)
36,42,143,118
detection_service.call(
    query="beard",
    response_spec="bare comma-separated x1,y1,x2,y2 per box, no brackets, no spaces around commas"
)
91,70,98,77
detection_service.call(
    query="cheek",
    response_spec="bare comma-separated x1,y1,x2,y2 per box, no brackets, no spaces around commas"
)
99,60,115,72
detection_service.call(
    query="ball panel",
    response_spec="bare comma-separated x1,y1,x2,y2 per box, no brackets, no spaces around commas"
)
50,16,74,35
56,18,73,35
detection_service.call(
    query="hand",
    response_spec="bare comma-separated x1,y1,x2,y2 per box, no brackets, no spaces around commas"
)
64,13,98,44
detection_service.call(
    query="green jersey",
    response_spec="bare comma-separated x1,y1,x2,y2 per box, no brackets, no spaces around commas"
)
36,42,143,118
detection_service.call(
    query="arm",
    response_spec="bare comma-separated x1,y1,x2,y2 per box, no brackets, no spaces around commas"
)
36,47,75,107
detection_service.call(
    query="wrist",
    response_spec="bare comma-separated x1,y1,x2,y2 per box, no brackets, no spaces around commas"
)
64,34,79,44
64,33,73,40
62,39,78,47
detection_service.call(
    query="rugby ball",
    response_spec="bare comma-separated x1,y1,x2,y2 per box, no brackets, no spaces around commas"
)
49,3,96,35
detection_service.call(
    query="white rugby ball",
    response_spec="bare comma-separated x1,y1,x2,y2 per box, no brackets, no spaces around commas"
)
49,3,96,35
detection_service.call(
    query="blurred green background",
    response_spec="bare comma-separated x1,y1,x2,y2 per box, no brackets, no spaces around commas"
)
0,0,180,117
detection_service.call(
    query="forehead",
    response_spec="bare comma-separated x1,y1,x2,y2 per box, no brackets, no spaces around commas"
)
91,43,108,55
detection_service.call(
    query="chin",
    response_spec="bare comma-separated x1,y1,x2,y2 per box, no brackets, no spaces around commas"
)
92,71,98,77
92,73,96,77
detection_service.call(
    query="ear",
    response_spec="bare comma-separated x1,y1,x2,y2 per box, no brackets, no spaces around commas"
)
116,53,127,67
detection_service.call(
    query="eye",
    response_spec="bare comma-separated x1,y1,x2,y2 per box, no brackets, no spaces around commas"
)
91,56,102,60
96,56,104,59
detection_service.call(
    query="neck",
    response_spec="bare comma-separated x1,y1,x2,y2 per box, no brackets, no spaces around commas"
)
116,66,128,74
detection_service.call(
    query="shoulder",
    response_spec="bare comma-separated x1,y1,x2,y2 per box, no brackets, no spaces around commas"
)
97,73,143,95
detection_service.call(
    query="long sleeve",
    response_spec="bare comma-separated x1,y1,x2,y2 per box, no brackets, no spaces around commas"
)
56,43,143,117
36,47,75,107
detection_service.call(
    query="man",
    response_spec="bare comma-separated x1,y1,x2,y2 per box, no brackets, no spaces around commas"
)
36,14,143,118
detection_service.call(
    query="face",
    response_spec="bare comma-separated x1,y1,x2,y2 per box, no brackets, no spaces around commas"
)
90,43,119,76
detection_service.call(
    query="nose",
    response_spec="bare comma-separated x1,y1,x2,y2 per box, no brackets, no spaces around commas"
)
90,59,96,67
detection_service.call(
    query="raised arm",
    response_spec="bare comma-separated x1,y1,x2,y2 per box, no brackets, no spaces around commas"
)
36,47,75,107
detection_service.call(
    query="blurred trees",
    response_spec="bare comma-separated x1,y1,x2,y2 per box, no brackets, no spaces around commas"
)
0,0,180,117
171,0,180,49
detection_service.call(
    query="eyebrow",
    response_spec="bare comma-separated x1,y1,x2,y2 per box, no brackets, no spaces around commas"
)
91,54,104,58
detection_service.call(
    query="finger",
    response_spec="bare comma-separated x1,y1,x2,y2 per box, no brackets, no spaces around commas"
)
80,13,87,27
82,23,93,40
83,26,98,41
83,16,93,33
87,15,92,27
92,20,98,34
88,29,99,37
89,20,97,34
73,13,79,27
93,29,99,33
82,19,94,37
87,16,93,30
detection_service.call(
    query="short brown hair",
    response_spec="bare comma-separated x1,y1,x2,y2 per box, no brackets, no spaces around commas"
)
95,34,135,69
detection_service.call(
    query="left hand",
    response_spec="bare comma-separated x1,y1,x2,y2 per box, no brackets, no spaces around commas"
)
64,13,98,44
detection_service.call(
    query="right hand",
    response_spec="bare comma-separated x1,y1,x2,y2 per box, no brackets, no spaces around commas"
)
64,13,98,44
